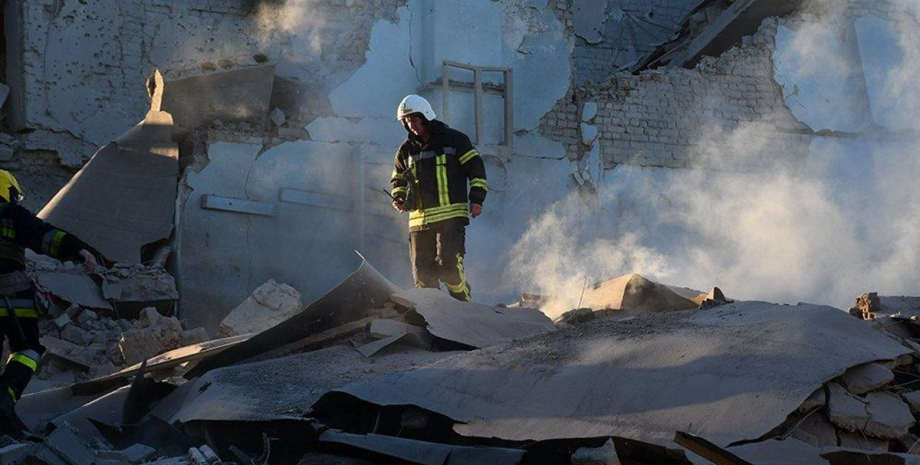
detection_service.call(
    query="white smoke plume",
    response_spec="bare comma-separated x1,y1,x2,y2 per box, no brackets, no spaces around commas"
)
505,0,920,314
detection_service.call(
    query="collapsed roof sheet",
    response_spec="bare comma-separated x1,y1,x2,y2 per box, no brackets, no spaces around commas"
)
318,430,524,465
392,289,555,349
185,259,400,377
170,345,459,424
331,302,909,448
38,107,178,263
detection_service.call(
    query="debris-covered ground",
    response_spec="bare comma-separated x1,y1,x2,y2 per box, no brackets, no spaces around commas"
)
1,1,918,464
8,252,920,465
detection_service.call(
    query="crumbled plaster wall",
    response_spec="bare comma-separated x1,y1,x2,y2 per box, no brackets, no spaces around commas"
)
176,0,577,325
10,0,404,168
572,0,705,85
540,16,813,171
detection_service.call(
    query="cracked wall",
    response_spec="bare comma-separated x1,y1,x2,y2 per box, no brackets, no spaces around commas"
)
9,0,404,168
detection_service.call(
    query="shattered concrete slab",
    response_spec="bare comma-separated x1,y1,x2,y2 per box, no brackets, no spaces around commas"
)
827,383,869,432
218,279,304,337
864,391,914,439
841,363,894,395
581,273,699,312
391,289,555,349
329,302,909,448
160,56,275,130
39,90,179,263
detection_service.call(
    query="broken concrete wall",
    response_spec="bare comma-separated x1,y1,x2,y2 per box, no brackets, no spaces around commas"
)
7,0,405,167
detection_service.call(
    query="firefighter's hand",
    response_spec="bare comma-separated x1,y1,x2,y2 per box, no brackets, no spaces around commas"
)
392,198,407,212
471,203,483,218
78,249,97,273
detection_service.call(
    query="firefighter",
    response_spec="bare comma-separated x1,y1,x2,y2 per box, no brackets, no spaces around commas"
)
390,94,487,301
0,170,97,437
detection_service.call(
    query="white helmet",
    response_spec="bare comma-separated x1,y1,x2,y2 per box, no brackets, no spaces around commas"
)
396,94,436,121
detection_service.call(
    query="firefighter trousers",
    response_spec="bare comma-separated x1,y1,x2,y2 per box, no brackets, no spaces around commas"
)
409,220,471,301
0,298,43,408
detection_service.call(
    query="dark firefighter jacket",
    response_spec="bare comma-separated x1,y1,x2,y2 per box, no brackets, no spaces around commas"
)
390,120,488,231
0,202,89,299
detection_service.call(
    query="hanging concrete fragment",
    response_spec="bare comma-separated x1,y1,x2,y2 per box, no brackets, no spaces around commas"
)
39,70,178,264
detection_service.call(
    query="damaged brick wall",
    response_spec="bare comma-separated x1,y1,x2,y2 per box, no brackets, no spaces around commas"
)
540,16,811,170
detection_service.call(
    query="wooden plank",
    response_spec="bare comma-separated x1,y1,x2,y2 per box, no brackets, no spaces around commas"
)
200,194,277,216
673,432,753,465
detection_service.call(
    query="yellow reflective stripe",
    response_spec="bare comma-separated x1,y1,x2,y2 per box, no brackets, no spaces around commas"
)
470,178,488,191
49,231,66,257
7,354,38,372
391,187,408,196
391,170,405,180
7,387,16,403
436,155,449,206
458,149,479,165
0,227,14,239
0,308,39,318
444,253,470,300
408,203,469,227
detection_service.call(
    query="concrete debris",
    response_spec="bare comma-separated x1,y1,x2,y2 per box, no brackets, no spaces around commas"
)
118,308,190,366
901,390,920,414
557,307,596,325
827,382,870,432
700,287,733,309
841,363,895,395
837,430,889,451
581,273,699,313
864,391,915,439
270,107,287,127
99,264,179,315
851,292,882,320
571,438,621,465
218,279,304,337
789,412,837,447
187,445,222,465
160,57,275,131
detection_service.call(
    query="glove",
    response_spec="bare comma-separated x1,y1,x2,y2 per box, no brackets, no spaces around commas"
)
392,197,407,212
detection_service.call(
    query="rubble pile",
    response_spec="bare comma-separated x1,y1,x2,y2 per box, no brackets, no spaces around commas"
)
11,256,920,465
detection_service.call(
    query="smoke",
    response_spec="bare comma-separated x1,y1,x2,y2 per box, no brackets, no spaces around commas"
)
505,0,920,313
253,0,326,53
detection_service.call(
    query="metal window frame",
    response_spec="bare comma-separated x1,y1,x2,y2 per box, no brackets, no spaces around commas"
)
440,61,513,159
